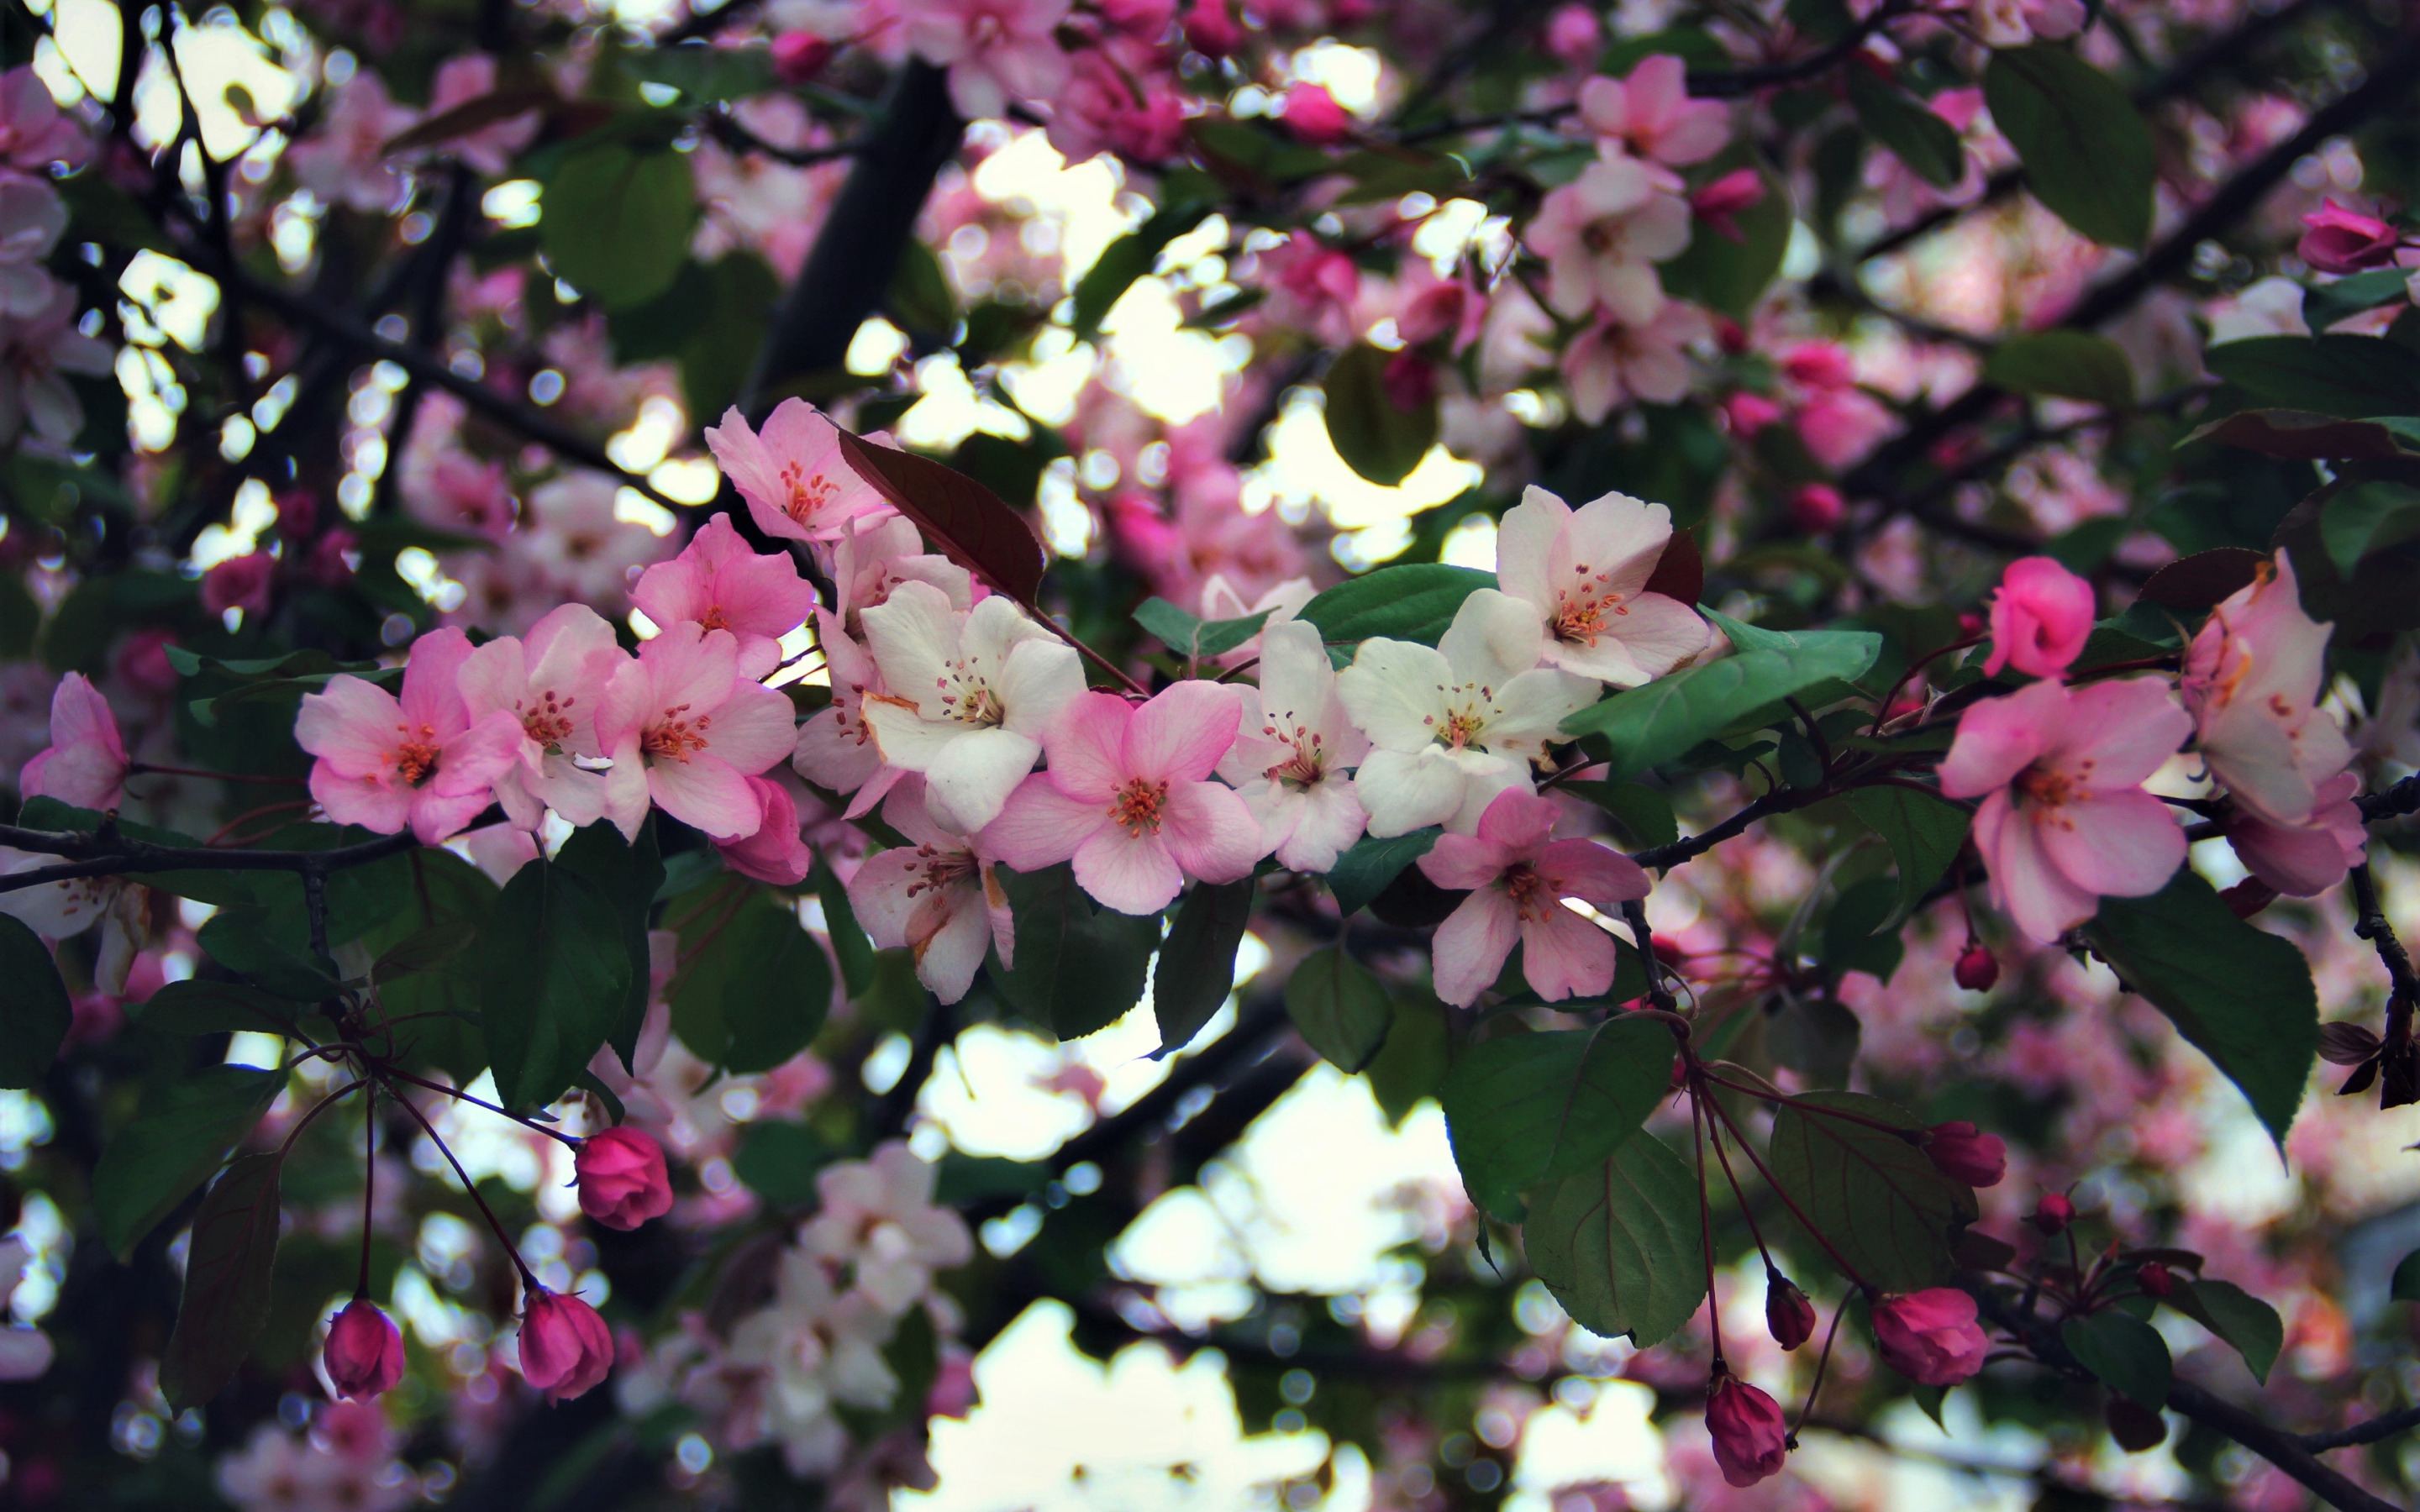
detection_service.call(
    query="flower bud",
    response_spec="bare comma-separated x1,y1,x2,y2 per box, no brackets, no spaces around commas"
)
771,32,834,85
1281,84,1353,146
516,1289,613,1401
1984,555,2096,680
1923,1121,2007,1188
2297,199,2401,276
1705,1371,1789,1488
1691,167,1765,243
323,1299,405,1401
2030,1191,2075,1236
1871,1289,1989,1386
2135,1260,2174,1299
1765,1271,1816,1351
1788,483,1844,533
1182,0,1240,56
1544,4,1601,66
202,553,276,617
1953,942,1999,992
576,1126,674,1231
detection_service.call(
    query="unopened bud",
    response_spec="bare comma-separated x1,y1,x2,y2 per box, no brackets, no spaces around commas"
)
1765,1271,1816,1351
1923,1121,2007,1188
771,32,834,84
1953,942,1999,992
1789,483,1844,533
2135,1260,2174,1299
2030,1191,2075,1236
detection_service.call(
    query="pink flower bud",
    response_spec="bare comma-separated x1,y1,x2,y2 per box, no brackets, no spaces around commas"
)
1705,1371,1789,1488
1765,1272,1816,1350
516,1289,613,1400
1954,942,1999,992
2297,199,2401,276
1182,0,1240,56
2030,1191,2075,1236
1872,1289,1989,1386
576,1126,674,1231
1724,391,1781,434
113,628,180,697
1983,555,2095,679
715,774,812,885
1281,84,1353,146
274,489,318,540
1381,349,1437,412
202,552,276,617
771,32,834,85
2135,1260,2174,1298
1544,3,1601,65
927,1347,979,1418
1924,1121,2006,1187
1782,341,1856,392
1396,281,1468,348
307,528,358,587
1691,168,1765,244
323,1299,405,1401
1789,482,1844,533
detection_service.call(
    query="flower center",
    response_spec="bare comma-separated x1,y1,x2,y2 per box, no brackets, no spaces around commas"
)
1424,686,1492,751
1258,712,1329,788
934,659,1007,727
1109,777,1168,836
699,605,731,633
1501,863,1555,921
519,690,576,749
392,722,442,785
1552,562,1627,645
2013,764,2072,808
642,703,713,763
779,462,839,526
905,845,976,898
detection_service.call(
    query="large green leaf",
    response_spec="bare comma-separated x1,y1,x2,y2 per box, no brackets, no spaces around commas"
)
539,144,698,309
986,864,1160,1041
134,979,313,1038
1766,1089,1976,1292
476,858,634,1110
1154,879,1256,1053
1134,597,1273,661
0,915,71,1088
671,888,834,1074
1283,946,1394,1073
1301,564,1496,647
1845,785,1970,928
1847,70,1964,190
1442,1021,1678,1221
1523,1132,1707,1347
1325,827,1441,916
1983,330,2136,407
196,907,345,1001
1982,45,2153,249
619,45,778,102
2321,481,2420,576
2086,870,2317,1146
1563,617,1880,779
160,1151,284,1410
2168,1278,2282,1385
2061,1310,2173,1407
555,820,665,1072
360,849,495,1084
1560,781,1678,850
92,1066,282,1259
1324,342,1439,487
2204,336,2420,420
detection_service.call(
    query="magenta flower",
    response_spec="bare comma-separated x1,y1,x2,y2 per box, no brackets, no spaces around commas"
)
1984,556,2096,679
322,1299,404,1401
597,622,798,841
632,513,818,680
1281,83,1352,145
1690,166,1764,242
515,1289,613,1401
201,552,276,618
575,1126,675,1230
1574,55,1730,171
1938,677,2191,942
1417,788,1652,1008
714,774,813,886
1704,1370,1788,1488
2297,198,2402,276
20,673,128,811
704,400,891,550
296,628,522,845
1872,1289,1990,1386
1923,1121,2007,1187
980,682,1263,916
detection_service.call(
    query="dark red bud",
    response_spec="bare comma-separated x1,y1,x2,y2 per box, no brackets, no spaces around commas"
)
1789,483,1844,533
2030,1191,2075,1236
1381,349,1436,412
771,32,834,85
1953,942,1999,992
1765,1271,1816,1350
2136,1260,2175,1299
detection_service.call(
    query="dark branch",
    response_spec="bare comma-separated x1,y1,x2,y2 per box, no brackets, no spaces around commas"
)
2301,1403,2420,1454
2165,1379,2404,1512
0,825,418,895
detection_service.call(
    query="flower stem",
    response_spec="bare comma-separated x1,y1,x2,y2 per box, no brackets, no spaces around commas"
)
389,1085,540,1289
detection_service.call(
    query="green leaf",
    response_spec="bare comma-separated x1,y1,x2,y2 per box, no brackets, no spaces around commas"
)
1153,879,1255,1054
1563,617,1881,779
1657,152,1791,317
2061,1310,2173,1407
539,144,699,309
1523,1133,1707,1347
2168,1278,2282,1385
1301,564,1497,648
2086,870,2317,1147
619,45,778,102
1820,876,1904,983
1325,827,1442,916
2204,336,2420,419
1562,781,1679,851
1441,1021,1679,1221
133,979,309,1038
1983,329,2136,407
671,889,833,1074
1134,597,1274,661
887,236,957,341
1323,342,1439,487
0,916,72,1087
360,849,495,1084
1982,45,2153,249
2305,266,2413,333
986,864,1159,1040
1071,200,1213,339
1846,785,1971,928
371,920,478,983
1766,1090,1976,1292
477,858,634,1110
2320,480,2420,576
93,1066,282,1259
160,1151,283,1410
813,862,877,998
196,908,344,1002
1367,992,1450,1126
731,1120,829,1208
2393,1249,2420,1303
554,821,665,1073
1847,70,1964,190
1283,946,1395,1073
934,1152,1051,1205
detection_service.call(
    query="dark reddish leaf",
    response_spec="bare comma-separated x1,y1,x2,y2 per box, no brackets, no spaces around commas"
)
1643,528,1704,606
2184,409,2416,461
160,1152,284,1411
381,88,558,155
2138,548,2265,611
836,433,1046,606
2318,1021,2384,1065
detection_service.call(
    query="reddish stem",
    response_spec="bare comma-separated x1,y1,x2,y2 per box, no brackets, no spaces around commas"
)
1689,1089,1726,1368
1699,1083,1876,1294
390,1085,539,1289
381,1067,581,1147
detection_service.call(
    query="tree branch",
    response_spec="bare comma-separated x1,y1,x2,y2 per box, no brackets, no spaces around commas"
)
2302,1404,2420,1454
0,825,418,895
2165,1379,2404,1512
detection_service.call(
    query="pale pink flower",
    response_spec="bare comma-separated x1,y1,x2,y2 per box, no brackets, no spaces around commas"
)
981,682,1262,916
792,611,901,813
847,779,1014,1004
287,71,414,214
296,628,523,844
1418,788,1649,1007
802,1141,975,1313
1217,621,1370,872
1938,677,2191,942
898,0,1072,120
2182,551,2352,829
422,55,537,176
2228,771,2365,897
1984,556,2096,679
0,277,112,444
633,513,818,680
596,622,799,841
0,853,145,992
829,512,972,632
1562,302,1709,422
1973,0,2086,45
20,672,128,811
717,774,813,885
0,176,68,318
705,401,892,552
1494,484,1709,687
0,67,92,175
458,603,628,829
1544,4,1600,64
1573,56,1729,172
1528,154,1691,322
1049,45,1189,165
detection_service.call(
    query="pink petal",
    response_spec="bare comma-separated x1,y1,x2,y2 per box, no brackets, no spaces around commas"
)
979,774,1106,872
1419,831,1505,891
1160,780,1265,883
1072,826,1185,916
848,848,933,949
1987,805,2100,943
649,755,761,839
704,681,801,777
2034,787,2186,899
1042,692,1134,801
1518,905,1618,1002
2055,677,2190,791
1124,681,1243,783
1537,838,1652,909
296,677,406,776
1474,787,1558,853
309,764,411,835
1937,681,2059,800
399,626,476,736
1432,890,1519,1007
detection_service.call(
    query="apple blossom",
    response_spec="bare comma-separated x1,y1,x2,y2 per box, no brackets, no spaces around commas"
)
322,1300,405,1401
0,176,67,318
0,278,113,445
1573,56,1729,172
1923,1121,2007,1186
597,622,800,841
297,628,523,845
897,0,1073,121
457,602,625,830
705,401,892,551
1492,484,1710,687
1704,1371,1787,1488
793,610,902,815
1215,620,1370,871
632,513,819,680
20,672,128,811
576,1126,676,1230
1873,1289,1990,1386
1528,154,1691,323
2182,552,2354,832
1417,788,1651,1006
800,1141,975,1315
844,780,1014,1005
717,774,814,885
1561,301,1710,420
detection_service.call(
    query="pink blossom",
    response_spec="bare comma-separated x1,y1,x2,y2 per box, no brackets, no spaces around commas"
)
1543,4,1600,65
114,629,180,698
1217,620,1370,871
772,33,836,85
1983,555,2095,679
1872,1289,1989,1385
717,774,813,885
1793,385,1897,470
2297,200,2401,275
830,512,972,632
296,629,523,844
1938,676,2190,942
1974,0,2086,45
0,176,68,318
20,672,128,811
423,55,537,176
1923,1121,2007,1186
1417,788,1651,1007
1790,482,1844,532
633,513,818,680
2228,772,2365,897
1282,84,1353,145
323,1300,405,1401
0,278,113,445
1574,56,1729,171
1260,231,1362,344
0,67,92,175
980,682,1263,916
576,1126,675,1230
1181,0,1241,55
792,611,902,813
1562,301,1709,422
897,0,1073,120
287,71,414,214
1528,154,1691,322
517,1289,613,1400
1690,167,1764,243
705,401,892,552
846,780,1015,1003
2182,553,2353,832
1493,484,1710,687
1704,1372,1787,1488
1050,45,1189,165
597,622,798,841
459,602,625,830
